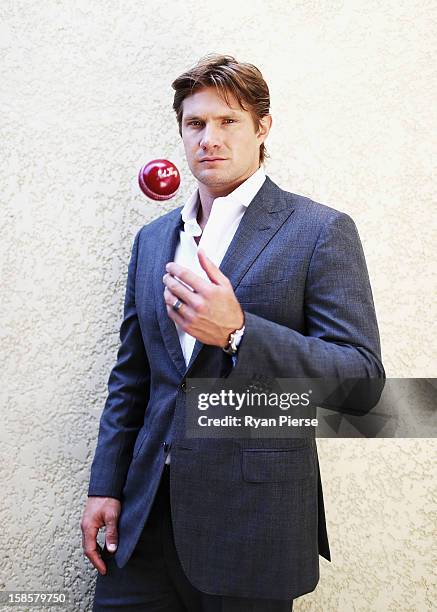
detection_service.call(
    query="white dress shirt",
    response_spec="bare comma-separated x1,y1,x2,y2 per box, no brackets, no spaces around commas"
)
165,165,266,464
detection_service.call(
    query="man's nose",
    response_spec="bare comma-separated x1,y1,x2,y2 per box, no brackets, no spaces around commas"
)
199,125,222,149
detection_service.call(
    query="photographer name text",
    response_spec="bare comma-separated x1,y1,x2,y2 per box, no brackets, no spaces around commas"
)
198,415,318,428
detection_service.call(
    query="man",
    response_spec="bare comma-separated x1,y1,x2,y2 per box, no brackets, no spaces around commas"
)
82,54,385,611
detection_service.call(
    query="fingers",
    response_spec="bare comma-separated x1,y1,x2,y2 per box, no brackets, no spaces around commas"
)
105,514,119,553
162,273,203,309
173,274,195,293
81,499,121,576
81,521,107,576
165,253,229,293
165,262,211,294
163,287,193,330
197,249,229,286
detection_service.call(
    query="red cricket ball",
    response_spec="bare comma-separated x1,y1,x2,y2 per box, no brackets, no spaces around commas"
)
138,159,181,201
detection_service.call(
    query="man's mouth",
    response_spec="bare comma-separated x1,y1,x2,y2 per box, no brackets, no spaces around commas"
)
199,157,227,162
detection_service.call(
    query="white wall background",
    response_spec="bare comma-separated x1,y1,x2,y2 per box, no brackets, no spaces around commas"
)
1,0,435,610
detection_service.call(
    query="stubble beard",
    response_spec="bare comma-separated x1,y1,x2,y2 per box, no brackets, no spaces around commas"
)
194,166,233,188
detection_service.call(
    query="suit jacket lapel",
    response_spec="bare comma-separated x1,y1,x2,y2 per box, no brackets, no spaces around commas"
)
153,208,188,377
185,176,295,373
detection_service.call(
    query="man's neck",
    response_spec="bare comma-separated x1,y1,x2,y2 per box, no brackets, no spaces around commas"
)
196,166,260,231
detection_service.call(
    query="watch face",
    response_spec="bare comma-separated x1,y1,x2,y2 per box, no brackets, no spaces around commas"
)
223,326,244,355
222,342,237,355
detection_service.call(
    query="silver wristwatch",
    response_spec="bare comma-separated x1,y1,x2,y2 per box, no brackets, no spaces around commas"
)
222,324,245,355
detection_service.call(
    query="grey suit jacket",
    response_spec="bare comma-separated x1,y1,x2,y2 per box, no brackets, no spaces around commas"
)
88,176,385,600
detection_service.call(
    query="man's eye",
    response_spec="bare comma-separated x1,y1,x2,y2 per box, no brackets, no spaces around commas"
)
224,119,236,124
188,121,201,126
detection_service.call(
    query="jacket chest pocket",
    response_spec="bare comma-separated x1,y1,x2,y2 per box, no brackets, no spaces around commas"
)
241,447,315,482
235,278,293,304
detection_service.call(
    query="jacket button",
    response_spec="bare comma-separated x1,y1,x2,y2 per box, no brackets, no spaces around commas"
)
163,442,169,452
180,380,187,392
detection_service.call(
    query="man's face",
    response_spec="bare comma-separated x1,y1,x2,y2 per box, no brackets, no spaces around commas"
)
180,86,270,191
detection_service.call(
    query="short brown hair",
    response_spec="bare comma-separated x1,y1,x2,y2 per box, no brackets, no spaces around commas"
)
171,54,270,164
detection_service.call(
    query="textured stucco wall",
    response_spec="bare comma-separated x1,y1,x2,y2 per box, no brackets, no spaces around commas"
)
1,1,435,610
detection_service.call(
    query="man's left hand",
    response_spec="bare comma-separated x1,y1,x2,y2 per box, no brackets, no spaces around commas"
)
163,249,244,348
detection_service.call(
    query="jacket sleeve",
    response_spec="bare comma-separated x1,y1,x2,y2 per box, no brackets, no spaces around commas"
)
88,228,150,499
229,212,385,412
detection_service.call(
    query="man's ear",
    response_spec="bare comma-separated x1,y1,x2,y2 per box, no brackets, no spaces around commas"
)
256,114,272,143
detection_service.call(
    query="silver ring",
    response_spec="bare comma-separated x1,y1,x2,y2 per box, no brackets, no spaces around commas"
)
172,298,184,312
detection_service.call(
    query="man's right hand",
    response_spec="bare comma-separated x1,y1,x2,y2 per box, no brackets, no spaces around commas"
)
81,497,121,575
